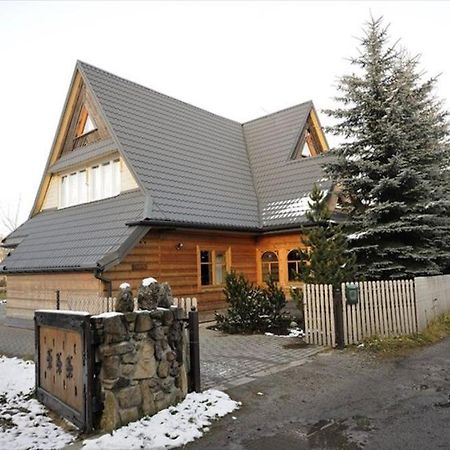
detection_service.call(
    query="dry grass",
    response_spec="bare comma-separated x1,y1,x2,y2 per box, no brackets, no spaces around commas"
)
355,314,450,356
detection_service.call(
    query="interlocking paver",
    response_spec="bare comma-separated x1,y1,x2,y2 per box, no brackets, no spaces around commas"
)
199,325,322,390
0,305,322,388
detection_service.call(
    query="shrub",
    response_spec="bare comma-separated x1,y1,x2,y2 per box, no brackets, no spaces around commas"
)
215,271,290,334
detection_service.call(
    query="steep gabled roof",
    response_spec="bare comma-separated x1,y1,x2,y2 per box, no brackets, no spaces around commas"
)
78,61,260,229
2,62,332,273
243,102,331,227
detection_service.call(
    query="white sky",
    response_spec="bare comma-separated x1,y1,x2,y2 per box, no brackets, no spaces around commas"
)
1,0,450,237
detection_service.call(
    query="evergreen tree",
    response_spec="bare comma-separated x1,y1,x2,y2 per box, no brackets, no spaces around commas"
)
324,17,450,279
294,184,356,288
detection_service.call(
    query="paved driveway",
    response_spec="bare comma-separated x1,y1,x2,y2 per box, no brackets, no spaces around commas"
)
0,303,321,389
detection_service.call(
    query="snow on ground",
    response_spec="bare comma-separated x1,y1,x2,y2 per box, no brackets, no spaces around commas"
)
0,356,74,450
0,356,239,450
265,328,305,338
83,389,240,450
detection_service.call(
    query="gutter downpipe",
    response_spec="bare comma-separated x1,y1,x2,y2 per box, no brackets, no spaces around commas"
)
95,269,112,298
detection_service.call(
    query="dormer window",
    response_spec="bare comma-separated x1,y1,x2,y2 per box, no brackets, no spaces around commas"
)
75,106,97,138
291,112,327,160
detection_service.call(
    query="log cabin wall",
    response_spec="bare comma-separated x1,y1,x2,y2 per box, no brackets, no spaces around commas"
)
105,229,258,313
6,273,102,320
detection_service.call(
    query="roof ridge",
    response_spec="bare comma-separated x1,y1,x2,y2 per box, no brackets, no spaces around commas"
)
242,100,313,126
77,60,243,127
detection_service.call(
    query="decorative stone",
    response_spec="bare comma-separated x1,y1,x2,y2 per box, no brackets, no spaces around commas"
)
166,351,176,362
137,282,159,310
115,285,134,313
135,312,153,332
122,351,139,364
100,391,121,432
150,325,165,341
157,283,174,308
121,363,135,378
113,377,130,390
133,341,157,379
161,377,174,394
103,356,120,379
117,385,142,409
141,382,157,416
157,360,170,378
161,308,174,326
155,342,164,361
176,365,189,397
147,378,161,392
124,312,137,332
119,407,140,426
103,315,129,343
149,309,164,321
170,361,180,378
100,341,134,357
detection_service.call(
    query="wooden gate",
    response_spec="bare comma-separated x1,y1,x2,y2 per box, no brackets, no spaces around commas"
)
34,311,94,431
303,283,336,347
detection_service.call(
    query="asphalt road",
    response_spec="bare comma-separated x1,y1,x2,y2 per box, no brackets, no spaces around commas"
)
187,337,450,450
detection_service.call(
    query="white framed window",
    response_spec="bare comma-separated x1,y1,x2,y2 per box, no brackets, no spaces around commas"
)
59,158,122,208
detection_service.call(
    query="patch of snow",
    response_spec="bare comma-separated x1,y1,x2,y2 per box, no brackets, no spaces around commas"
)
0,300,6,304
0,356,74,450
256,392,264,396
35,309,90,315
119,282,130,289
347,231,367,240
142,277,158,286
264,328,305,338
83,389,239,449
92,311,123,319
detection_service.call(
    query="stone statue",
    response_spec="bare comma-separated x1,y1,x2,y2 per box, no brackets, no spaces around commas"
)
115,283,134,313
137,278,160,310
157,282,174,308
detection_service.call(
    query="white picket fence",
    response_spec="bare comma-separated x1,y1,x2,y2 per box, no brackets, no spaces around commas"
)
303,279,418,347
303,284,336,347
341,280,417,345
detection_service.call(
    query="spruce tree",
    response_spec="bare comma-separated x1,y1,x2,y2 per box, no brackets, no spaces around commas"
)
295,184,356,288
324,17,450,279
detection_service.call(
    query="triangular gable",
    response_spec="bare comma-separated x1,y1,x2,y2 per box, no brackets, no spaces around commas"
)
291,107,329,160
30,64,144,217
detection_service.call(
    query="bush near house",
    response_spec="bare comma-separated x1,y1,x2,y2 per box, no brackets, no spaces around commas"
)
215,271,291,334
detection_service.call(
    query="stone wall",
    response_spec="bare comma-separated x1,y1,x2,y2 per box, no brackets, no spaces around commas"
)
91,307,188,432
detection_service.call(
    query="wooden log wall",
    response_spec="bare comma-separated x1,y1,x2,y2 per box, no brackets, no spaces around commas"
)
105,229,258,313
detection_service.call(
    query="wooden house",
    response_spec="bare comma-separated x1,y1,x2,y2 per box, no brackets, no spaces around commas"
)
1,61,333,323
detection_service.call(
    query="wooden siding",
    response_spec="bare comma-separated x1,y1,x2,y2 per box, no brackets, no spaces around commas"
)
6,273,102,320
105,229,258,313
41,176,59,210
256,231,307,290
61,81,111,155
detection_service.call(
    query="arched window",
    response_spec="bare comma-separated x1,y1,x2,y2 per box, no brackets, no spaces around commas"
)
287,249,302,281
261,251,279,282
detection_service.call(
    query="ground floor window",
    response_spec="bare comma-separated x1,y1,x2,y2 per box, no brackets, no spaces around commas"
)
200,249,227,286
287,249,302,281
261,251,279,282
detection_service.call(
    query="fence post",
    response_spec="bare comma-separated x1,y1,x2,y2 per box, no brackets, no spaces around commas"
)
188,307,201,392
333,287,345,349
56,290,61,310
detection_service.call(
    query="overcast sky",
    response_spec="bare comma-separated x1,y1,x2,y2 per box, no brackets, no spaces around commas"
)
1,1,450,237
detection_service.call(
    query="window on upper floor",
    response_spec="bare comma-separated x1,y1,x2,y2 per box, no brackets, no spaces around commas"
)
59,159,121,208
75,106,97,138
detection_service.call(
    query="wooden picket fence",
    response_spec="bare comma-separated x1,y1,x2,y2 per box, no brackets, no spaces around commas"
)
303,283,336,347
303,279,418,347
